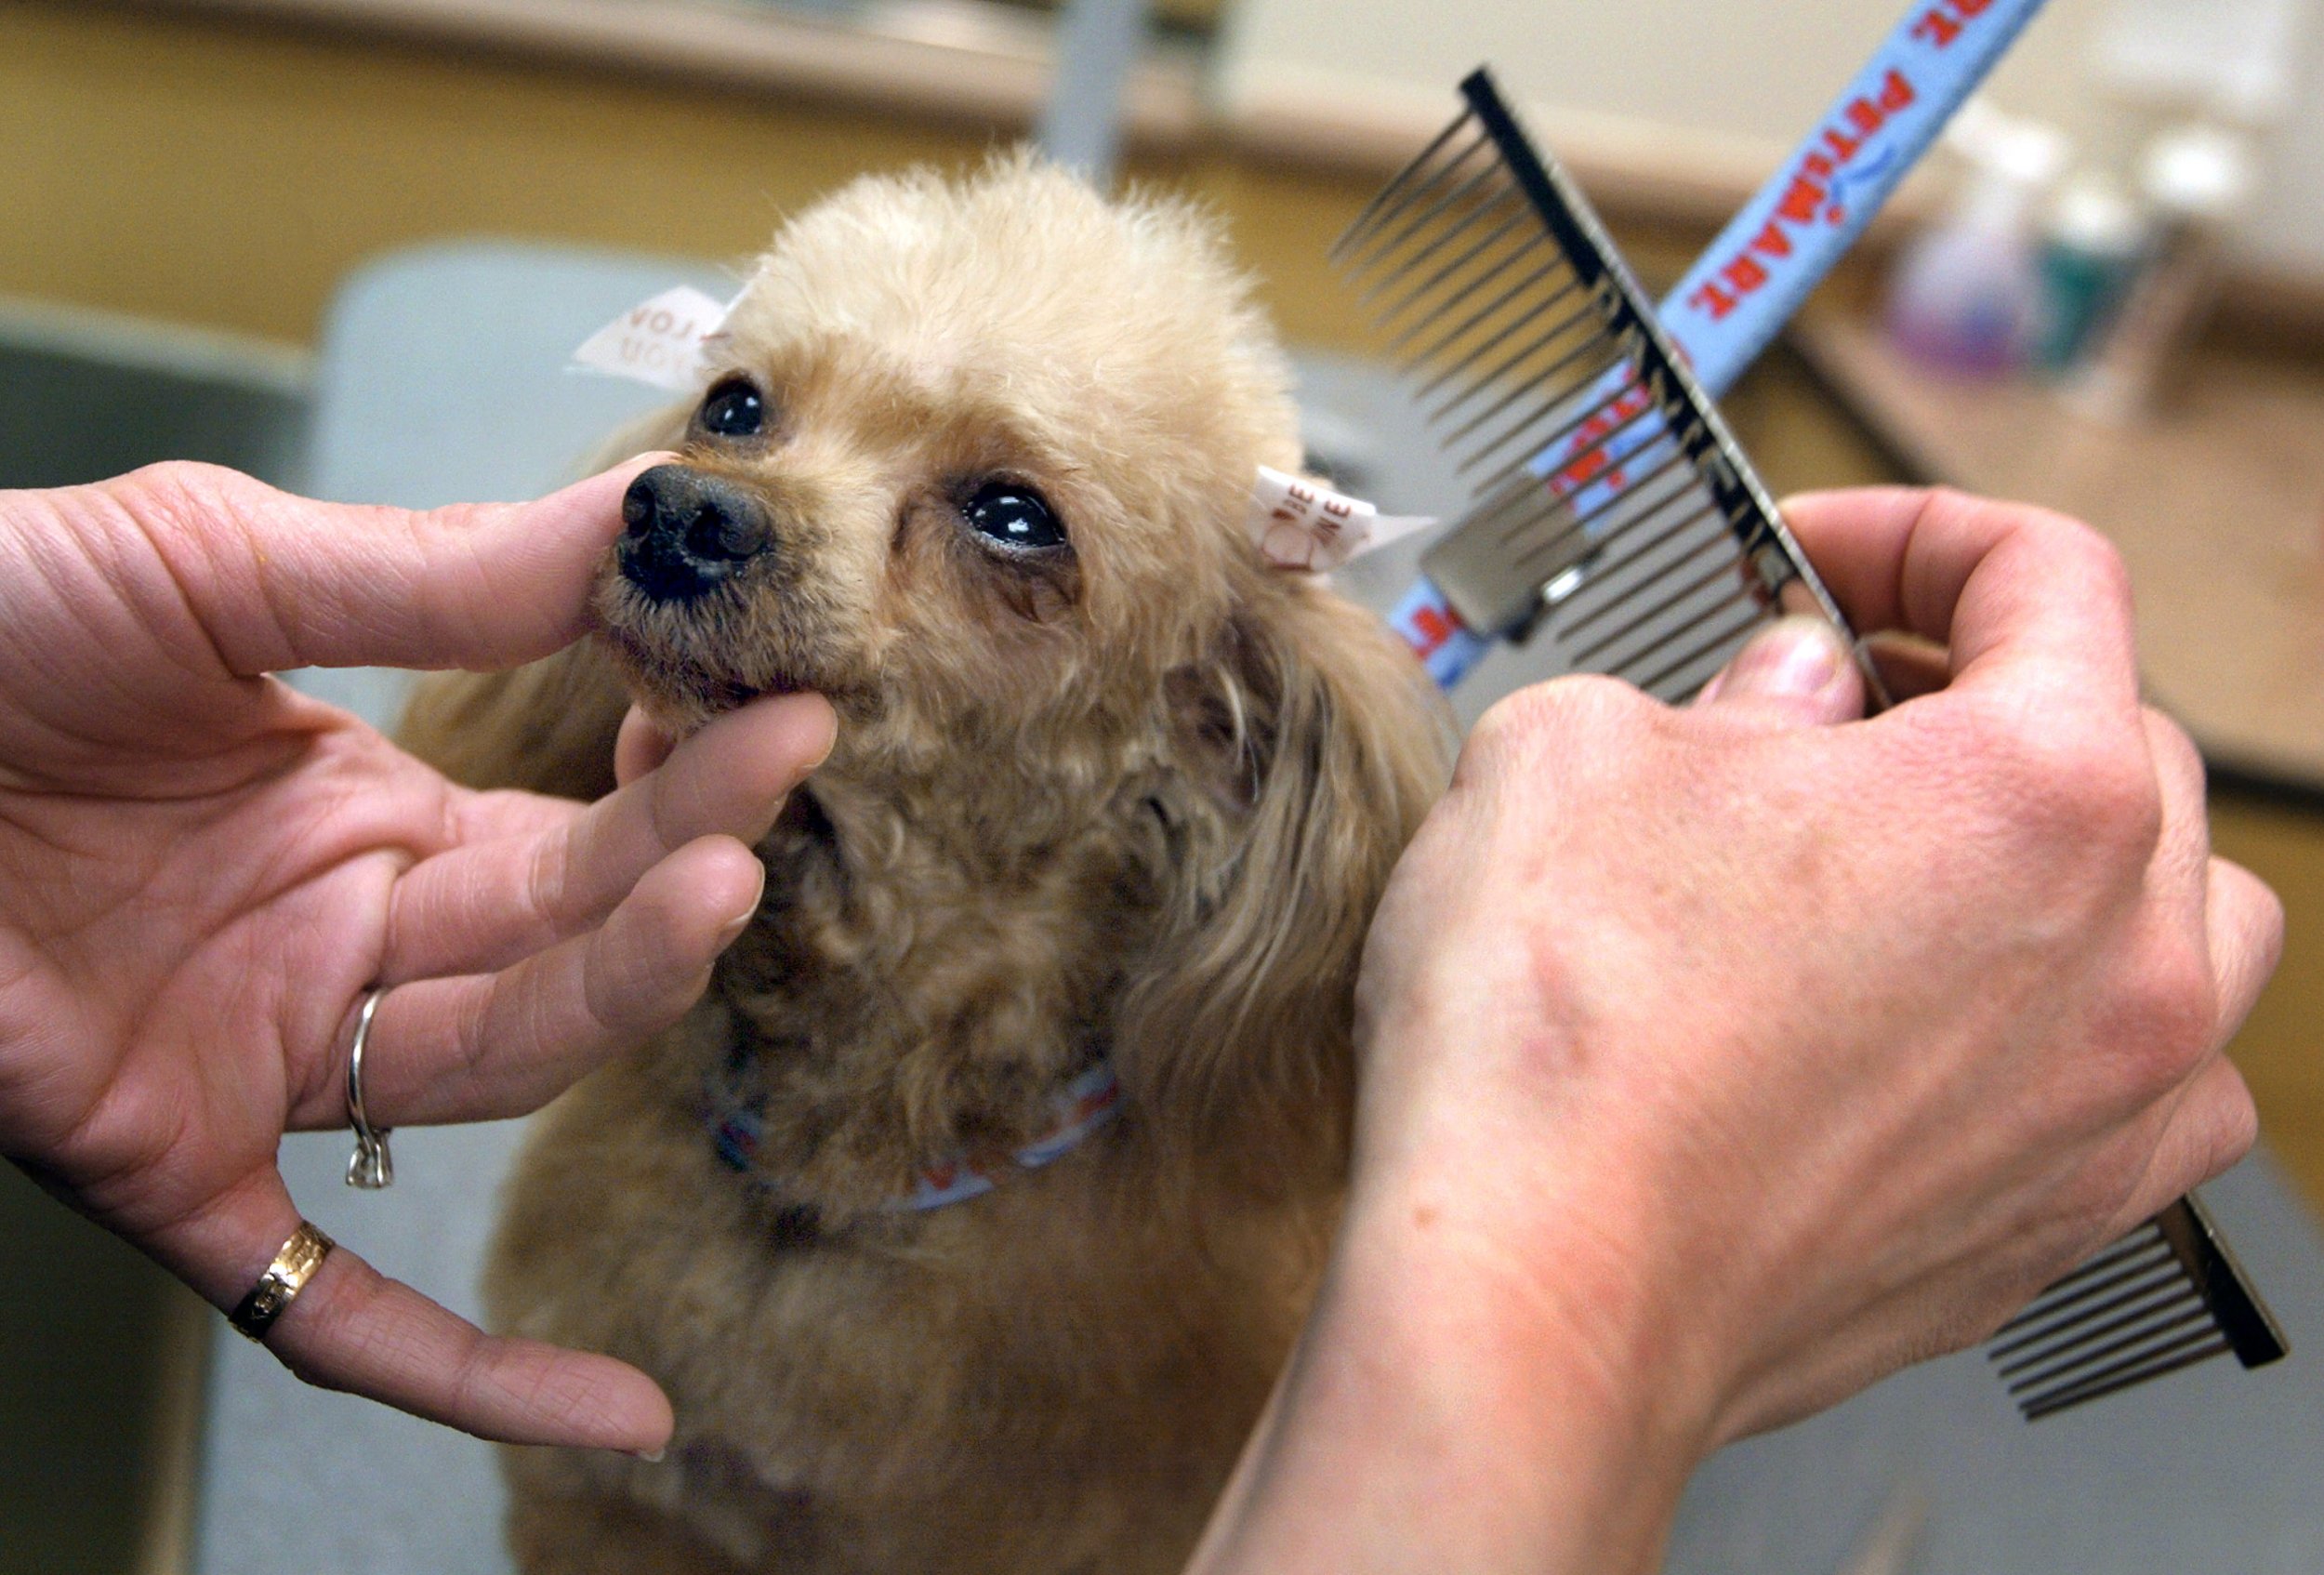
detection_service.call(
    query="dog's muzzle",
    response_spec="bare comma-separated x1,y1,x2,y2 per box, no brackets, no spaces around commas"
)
618,463,772,602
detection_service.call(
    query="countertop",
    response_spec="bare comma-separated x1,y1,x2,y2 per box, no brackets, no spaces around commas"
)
1795,316,2324,794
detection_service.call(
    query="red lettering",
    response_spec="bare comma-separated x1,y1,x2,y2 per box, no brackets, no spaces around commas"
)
1748,218,1794,260
1687,281,1736,321
1913,8,1963,46
1776,174,1827,225
1720,254,1769,295
1409,606,1454,655
1877,66,1917,112
1953,0,1992,15
1803,152,1836,180
1846,97,1885,137
1824,126,1864,164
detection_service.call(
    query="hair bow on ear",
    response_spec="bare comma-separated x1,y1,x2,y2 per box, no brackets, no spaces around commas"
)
1245,467,1435,573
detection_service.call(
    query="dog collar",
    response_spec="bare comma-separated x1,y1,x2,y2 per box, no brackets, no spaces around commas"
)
708,1061,1121,1212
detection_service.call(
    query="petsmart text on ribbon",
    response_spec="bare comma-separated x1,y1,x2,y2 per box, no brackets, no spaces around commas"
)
1387,0,2052,691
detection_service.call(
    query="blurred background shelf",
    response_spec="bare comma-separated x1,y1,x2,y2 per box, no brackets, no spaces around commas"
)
1794,313,2324,792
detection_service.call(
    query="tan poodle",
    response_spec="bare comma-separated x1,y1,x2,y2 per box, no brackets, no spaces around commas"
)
402,153,1451,1575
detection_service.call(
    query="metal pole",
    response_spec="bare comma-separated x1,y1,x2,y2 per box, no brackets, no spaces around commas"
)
1036,0,1152,189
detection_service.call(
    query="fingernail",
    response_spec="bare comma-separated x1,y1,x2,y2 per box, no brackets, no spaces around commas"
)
719,867,768,946
800,699,838,772
630,1446,667,1463
1715,616,1845,701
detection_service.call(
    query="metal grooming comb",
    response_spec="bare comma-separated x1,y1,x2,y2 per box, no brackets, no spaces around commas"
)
1990,1195,2285,1419
1334,68,2285,1417
1330,73,1855,704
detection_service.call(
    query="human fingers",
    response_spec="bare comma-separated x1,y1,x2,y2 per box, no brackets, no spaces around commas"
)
1794,872,2277,1431
170,1169,669,1450
1861,630,1951,703
1692,615,1865,724
2067,725,2274,1238
380,693,832,982
2107,1055,2261,1241
1778,488,2141,718
614,705,679,788
2118,711,2271,1081
2131,705,2280,1046
1729,887,2275,1444
2206,855,2284,1046
107,454,676,678
292,836,762,1129
2143,708,2214,918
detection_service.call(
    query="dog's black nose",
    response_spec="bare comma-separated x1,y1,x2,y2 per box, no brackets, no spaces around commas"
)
617,464,772,602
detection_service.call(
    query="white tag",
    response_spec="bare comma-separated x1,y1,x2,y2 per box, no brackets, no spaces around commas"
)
569,285,730,391
1246,466,1435,572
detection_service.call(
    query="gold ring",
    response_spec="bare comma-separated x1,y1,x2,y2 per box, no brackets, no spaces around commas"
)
228,1221,335,1343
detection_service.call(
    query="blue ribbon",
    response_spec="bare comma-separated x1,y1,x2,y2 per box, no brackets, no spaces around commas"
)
1391,0,2053,691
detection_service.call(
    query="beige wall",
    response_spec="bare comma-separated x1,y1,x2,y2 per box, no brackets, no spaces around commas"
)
11,0,2317,354
0,7,995,345
2251,19,2324,272
1213,0,2324,272
1217,0,2114,166
0,5,1414,351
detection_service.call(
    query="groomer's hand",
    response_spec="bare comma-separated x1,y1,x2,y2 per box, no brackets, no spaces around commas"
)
1192,487,2278,1575
0,461,833,1455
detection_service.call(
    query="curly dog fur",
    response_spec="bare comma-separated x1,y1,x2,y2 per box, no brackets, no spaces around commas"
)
401,153,1451,1574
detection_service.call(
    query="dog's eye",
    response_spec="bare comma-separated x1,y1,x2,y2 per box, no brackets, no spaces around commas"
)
698,378,765,438
962,483,1065,552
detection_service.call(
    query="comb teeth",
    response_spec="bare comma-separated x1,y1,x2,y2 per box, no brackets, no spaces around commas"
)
1332,69,1846,701
1337,68,2290,1420
1989,1196,2287,1420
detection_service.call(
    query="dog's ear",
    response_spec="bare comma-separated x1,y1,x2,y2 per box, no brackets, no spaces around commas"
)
1116,580,1451,1175
398,641,631,799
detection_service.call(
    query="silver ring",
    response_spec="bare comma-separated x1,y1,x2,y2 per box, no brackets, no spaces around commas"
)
344,986,395,1190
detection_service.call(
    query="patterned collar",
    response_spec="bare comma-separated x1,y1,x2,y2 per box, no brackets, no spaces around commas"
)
708,1061,1122,1212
